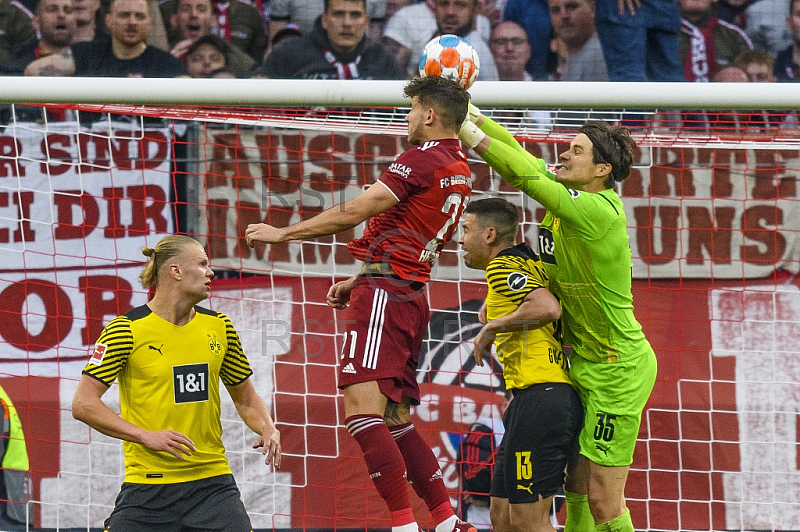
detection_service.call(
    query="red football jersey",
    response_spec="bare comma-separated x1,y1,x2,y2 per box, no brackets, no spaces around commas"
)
347,138,472,283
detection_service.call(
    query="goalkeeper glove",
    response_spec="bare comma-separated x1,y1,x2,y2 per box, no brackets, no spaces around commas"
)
466,102,482,124
459,120,486,150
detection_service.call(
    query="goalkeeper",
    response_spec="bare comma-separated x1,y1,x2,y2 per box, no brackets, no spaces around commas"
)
459,113,657,532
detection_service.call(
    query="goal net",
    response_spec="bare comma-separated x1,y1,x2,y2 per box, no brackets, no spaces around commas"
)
0,79,799,531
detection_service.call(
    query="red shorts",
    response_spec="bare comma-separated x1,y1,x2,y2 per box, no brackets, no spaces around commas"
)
337,275,428,404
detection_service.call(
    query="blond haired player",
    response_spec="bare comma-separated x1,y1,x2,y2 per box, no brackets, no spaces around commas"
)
73,235,280,532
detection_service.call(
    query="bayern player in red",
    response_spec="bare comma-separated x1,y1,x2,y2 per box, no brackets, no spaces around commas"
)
245,76,475,532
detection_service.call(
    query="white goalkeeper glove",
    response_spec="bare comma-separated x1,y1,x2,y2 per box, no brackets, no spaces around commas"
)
466,102,482,124
459,120,486,150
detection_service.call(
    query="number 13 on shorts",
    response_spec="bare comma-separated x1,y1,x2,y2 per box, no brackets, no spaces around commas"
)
515,451,532,480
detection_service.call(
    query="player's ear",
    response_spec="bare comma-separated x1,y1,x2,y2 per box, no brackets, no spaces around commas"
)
425,107,436,125
485,226,497,245
595,161,612,178
168,263,181,280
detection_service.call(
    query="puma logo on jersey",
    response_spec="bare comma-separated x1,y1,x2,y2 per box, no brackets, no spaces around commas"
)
148,344,165,356
342,363,357,374
517,482,534,494
595,444,609,456
418,141,440,151
507,272,528,291
568,188,581,198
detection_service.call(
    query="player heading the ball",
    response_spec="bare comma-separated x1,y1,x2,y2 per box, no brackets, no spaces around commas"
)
245,76,478,532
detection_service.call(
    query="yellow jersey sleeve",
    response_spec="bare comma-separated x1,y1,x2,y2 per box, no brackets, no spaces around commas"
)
218,313,253,386
82,315,134,386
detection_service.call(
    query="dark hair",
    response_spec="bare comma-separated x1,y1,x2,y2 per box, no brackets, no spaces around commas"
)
324,0,367,12
186,34,230,65
464,197,519,245
403,76,470,132
579,120,636,189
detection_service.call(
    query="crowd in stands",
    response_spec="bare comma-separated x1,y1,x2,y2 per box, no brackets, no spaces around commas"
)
0,0,797,129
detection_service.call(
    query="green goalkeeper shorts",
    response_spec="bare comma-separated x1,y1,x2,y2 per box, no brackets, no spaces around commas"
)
569,348,657,467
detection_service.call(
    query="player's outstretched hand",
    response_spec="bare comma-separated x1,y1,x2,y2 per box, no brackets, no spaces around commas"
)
473,324,495,367
253,426,282,468
140,429,195,459
326,276,359,310
245,223,285,247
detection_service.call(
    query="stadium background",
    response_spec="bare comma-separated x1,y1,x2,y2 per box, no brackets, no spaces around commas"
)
0,113,798,531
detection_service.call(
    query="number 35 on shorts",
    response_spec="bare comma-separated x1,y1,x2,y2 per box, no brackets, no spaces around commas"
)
594,412,616,442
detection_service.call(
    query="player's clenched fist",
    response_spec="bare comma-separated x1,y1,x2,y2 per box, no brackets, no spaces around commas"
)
245,223,285,247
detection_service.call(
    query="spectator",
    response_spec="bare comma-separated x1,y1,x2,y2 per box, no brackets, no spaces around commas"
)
0,0,36,65
679,0,752,81
159,0,267,61
712,63,747,80
184,33,239,76
595,0,683,81
774,0,800,81
270,0,385,46
383,0,491,78
169,0,253,77
488,21,552,129
489,20,530,80
502,0,550,79
2,0,76,75
732,50,783,128
262,22,301,61
549,0,607,81
25,0,186,77
254,0,402,79
733,48,776,81
745,0,791,57
71,0,103,41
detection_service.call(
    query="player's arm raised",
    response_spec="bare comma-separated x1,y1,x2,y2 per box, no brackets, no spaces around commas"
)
245,181,399,246
226,378,281,468
72,374,195,458
473,288,561,366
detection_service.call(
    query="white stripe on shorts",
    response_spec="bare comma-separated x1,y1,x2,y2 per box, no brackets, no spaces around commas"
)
362,288,388,370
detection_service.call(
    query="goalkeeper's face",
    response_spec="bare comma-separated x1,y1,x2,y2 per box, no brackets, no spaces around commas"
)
556,133,611,192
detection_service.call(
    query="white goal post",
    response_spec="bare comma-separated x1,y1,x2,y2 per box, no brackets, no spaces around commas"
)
1,77,800,109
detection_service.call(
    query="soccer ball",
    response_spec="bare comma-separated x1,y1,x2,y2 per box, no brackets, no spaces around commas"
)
419,34,480,89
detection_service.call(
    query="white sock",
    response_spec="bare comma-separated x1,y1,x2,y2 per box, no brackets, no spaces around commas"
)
392,522,419,532
435,515,458,532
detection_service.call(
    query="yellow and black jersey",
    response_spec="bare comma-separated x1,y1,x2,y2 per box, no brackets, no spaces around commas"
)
486,243,571,389
82,304,253,484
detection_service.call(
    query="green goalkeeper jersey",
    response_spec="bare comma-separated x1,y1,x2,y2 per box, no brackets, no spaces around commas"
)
478,118,653,364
